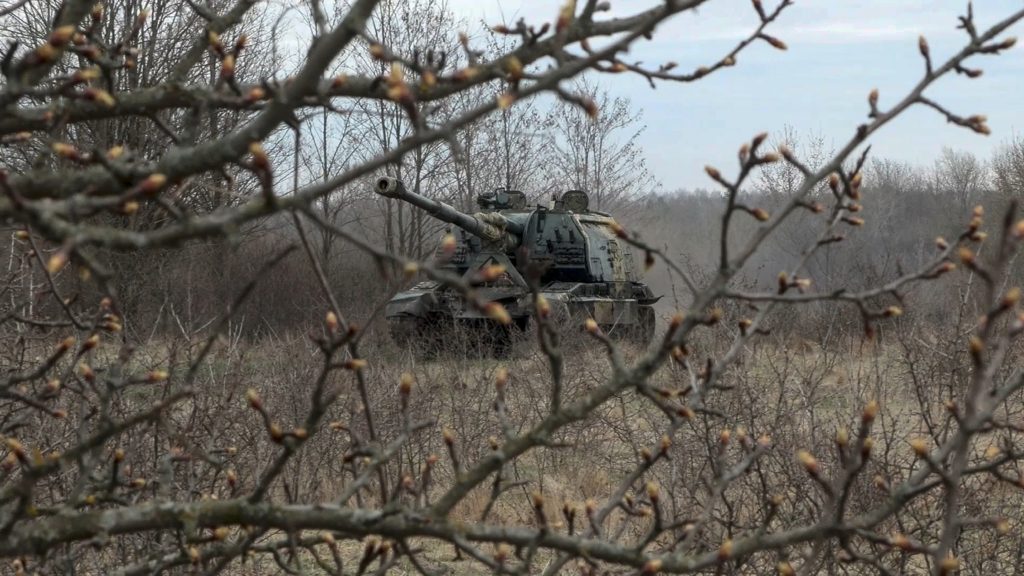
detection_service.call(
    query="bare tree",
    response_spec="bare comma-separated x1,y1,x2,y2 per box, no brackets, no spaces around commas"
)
348,0,463,260
0,0,280,330
993,136,1024,202
934,146,987,210
448,77,546,211
542,78,655,211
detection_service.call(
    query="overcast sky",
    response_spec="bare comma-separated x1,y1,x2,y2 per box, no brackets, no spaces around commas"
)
445,0,1024,191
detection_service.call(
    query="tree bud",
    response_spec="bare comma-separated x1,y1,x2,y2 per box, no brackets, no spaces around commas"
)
245,389,262,410
484,302,511,325
344,358,368,370
642,559,662,574
835,427,848,447
797,450,819,475
646,481,659,503
909,437,928,458
718,539,734,560
763,34,787,50
399,373,414,396
220,54,235,80
862,400,879,423
140,173,167,195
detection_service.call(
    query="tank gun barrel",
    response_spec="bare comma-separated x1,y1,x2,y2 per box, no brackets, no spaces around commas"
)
374,177,523,246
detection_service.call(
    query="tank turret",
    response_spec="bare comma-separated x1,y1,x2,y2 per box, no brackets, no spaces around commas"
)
374,177,659,358
375,177,522,250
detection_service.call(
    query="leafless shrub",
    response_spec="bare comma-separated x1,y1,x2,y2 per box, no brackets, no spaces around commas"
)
1,1,1024,575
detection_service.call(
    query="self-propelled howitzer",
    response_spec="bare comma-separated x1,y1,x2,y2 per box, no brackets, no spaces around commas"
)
374,177,659,356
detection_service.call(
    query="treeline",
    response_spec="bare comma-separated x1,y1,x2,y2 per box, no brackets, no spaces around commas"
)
640,140,1024,338
14,137,1010,345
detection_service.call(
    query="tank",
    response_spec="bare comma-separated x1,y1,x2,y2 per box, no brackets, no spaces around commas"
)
375,177,659,356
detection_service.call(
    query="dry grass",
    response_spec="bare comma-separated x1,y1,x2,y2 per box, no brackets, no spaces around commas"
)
7,312,1023,574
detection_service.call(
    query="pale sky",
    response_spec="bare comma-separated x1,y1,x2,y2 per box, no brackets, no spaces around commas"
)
445,0,1024,191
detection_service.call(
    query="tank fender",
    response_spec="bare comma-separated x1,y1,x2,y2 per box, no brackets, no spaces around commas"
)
385,287,440,318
